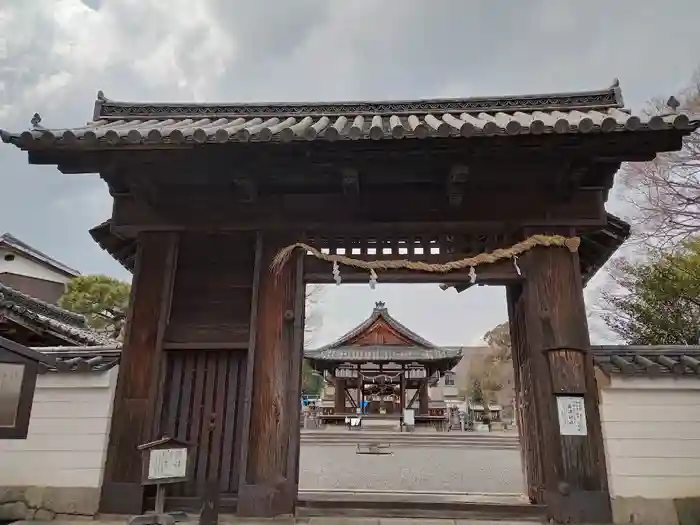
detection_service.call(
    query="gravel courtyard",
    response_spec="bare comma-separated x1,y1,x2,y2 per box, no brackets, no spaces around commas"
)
298,444,526,494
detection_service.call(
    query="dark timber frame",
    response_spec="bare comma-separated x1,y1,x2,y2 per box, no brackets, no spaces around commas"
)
3,81,699,523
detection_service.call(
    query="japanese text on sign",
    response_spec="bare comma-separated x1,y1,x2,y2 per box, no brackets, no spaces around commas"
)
147,448,188,480
556,396,587,436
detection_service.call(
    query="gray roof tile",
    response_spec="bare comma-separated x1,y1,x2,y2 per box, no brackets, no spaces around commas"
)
32,344,122,373
592,345,700,377
305,344,462,362
3,83,697,149
304,302,462,363
0,282,119,347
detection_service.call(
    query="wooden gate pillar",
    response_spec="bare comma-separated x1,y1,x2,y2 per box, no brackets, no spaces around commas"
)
507,243,611,524
334,378,346,414
100,233,178,514
237,233,305,518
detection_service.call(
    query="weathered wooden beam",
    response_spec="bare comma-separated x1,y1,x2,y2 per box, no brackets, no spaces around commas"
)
237,233,305,518
119,157,598,190
507,239,612,524
111,188,606,234
447,165,469,207
341,167,360,195
21,129,685,175
99,233,178,514
406,388,420,410
126,176,160,209
233,176,257,203
304,257,521,285
335,378,347,414
418,381,429,415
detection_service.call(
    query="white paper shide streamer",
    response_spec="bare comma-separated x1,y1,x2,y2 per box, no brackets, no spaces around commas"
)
369,268,378,289
332,260,342,285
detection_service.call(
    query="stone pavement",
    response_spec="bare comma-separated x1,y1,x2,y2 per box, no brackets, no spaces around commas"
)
299,445,525,493
13,516,539,525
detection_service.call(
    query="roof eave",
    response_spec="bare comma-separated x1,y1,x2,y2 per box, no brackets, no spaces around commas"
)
90,221,136,272
0,234,80,278
32,343,122,373
591,345,700,377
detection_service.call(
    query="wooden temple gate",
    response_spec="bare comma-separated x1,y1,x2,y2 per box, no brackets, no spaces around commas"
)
2,81,697,523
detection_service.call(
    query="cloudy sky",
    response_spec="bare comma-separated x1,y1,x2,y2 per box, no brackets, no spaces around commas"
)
1,1,699,347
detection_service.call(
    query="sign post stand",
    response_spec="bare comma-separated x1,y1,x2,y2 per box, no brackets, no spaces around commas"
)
128,436,193,525
198,413,219,525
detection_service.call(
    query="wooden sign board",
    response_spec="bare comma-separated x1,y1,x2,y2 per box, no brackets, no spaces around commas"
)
556,395,588,436
148,448,188,480
138,436,193,485
0,337,56,439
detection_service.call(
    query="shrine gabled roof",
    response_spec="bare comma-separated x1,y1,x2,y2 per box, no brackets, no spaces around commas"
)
2,81,698,149
304,301,462,363
304,344,463,363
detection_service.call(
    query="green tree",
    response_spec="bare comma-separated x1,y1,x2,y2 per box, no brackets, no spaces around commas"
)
301,284,324,397
59,275,131,339
484,322,511,361
601,238,700,344
301,360,323,396
470,380,484,404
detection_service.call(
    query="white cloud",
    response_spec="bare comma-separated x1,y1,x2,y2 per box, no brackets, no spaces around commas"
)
1,0,699,344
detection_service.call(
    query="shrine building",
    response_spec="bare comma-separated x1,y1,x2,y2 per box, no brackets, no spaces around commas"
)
305,301,462,428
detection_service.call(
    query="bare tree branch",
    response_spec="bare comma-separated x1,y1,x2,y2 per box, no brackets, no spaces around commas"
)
621,69,700,248
304,284,323,347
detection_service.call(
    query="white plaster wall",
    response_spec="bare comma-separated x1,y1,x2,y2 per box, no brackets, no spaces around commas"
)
429,375,459,402
600,376,700,500
429,383,444,401
0,249,71,284
0,367,118,488
322,384,335,399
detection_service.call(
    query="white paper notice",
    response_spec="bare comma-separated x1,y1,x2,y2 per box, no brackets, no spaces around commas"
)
556,396,587,436
148,448,188,480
